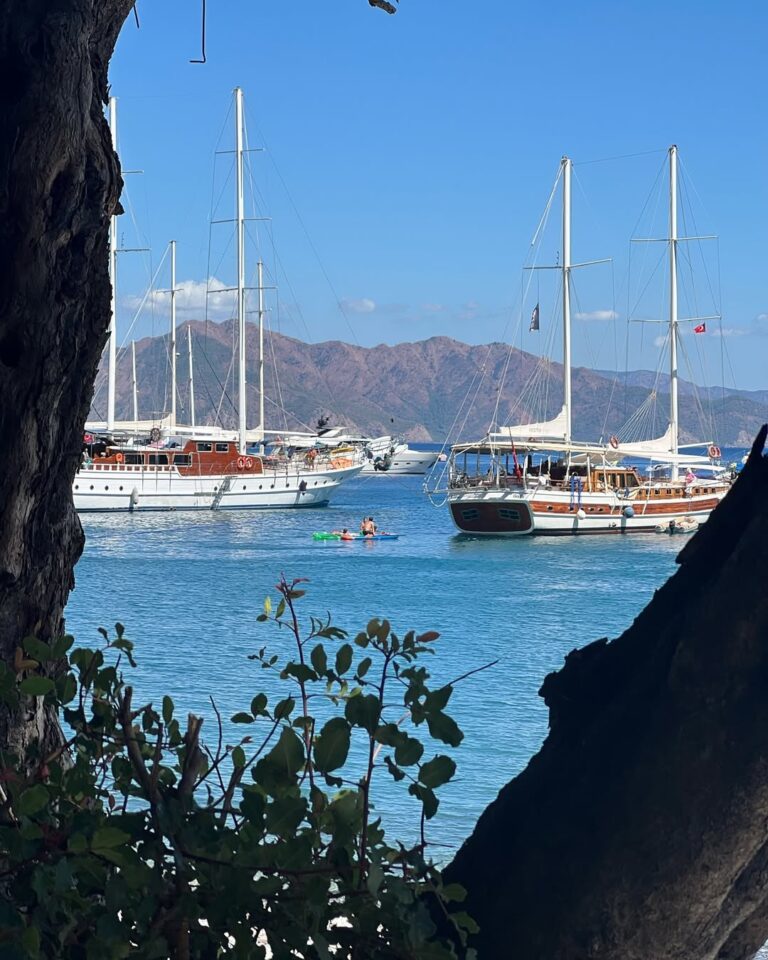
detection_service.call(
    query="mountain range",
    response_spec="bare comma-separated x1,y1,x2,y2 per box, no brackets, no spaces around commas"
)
91,319,768,446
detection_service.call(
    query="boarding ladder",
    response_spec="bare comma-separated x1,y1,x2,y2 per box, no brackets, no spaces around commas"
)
210,475,233,511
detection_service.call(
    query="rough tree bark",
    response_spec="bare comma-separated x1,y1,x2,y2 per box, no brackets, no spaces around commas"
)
444,426,768,960
0,2,134,760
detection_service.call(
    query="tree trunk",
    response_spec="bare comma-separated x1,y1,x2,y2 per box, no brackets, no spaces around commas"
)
443,427,768,960
0,1,134,761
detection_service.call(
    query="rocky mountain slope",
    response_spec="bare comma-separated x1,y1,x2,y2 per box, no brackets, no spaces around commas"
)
92,320,767,445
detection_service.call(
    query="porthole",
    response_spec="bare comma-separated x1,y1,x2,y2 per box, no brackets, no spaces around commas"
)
119,486,123,491
546,505,553,512
243,485,247,490
259,484,262,489
104,486,109,490
75,485,79,490
89,485,94,490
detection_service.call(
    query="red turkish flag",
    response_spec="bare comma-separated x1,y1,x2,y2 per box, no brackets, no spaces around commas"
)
693,323,706,334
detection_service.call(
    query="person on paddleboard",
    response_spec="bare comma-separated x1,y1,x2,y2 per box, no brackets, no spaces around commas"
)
360,517,377,537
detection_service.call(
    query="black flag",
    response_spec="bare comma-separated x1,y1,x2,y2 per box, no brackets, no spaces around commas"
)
529,303,540,331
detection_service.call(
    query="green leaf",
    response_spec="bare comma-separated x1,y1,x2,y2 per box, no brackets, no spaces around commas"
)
162,695,174,725
367,861,385,896
18,677,54,697
16,784,49,817
273,697,295,720
251,693,268,716
408,782,439,819
344,693,380,734
283,663,316,684
264,595,272,616
425,685,453,712
419,755,456,789
231,712,255,724
335,644,353,676
23,637,53,663
441,883,467,903
92,827,131,850
384,756,405,782
394,735,424,767
426,711,464,747
56,672,77,705
451,911,480,935
310,644,328,676
355,657,373,679
232,746,246,769
68,833,88,854
21,925,40,958
313,717,351,773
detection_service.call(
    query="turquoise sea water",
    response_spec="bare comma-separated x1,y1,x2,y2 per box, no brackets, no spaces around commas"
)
64,451,743,857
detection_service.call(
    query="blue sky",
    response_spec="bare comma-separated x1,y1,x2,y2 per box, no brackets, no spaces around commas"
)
110,0,767,390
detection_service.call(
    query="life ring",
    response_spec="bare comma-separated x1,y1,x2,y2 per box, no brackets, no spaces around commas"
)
708,444,721,459
115,452,124,463
244,457,253,469
609,435,620,449
237,457,245,470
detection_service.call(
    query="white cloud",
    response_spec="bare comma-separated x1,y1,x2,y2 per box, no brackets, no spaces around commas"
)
123,277,235,320
340,297,376,314
575,309,618,321
654,335,667,348
421,302,444,314
710,326,748,338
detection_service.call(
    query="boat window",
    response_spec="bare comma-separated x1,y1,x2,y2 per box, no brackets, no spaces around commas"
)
461,508,479,521
215,443,229,453
498,508,520,521
149,454,168,465
125,454,142,465
173,454,191,466
197,442,212,452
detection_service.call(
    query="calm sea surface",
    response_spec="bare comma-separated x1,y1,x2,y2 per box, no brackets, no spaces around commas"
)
65,448,746,858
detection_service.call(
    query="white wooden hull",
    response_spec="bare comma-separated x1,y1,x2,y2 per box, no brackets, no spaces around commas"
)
73,462,363,512
447,483,728,536
362,448,440,475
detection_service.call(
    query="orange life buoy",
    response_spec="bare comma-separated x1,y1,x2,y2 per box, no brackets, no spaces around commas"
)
708,444,721,459
245,457,253,469
609,435,619,449
237,457,245,470
115,452,124,463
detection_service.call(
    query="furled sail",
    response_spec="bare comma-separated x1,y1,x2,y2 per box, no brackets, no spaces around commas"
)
495,405,568,442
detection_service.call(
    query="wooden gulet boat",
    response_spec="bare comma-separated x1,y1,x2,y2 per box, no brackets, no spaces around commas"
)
76,437,359,512
77,88,364,512
432,148,731,536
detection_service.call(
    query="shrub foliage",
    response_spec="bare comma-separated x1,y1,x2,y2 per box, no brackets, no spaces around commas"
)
0,576,475,958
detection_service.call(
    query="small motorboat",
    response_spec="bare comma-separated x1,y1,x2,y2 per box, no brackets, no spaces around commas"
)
312,531,399,542
654,517,700,535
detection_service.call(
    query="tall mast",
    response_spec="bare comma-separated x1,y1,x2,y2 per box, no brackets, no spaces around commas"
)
257,259,265,443
170,240,178,428
187,327,196,429
235,87,247,454
562,156,572,445
131,341,138,422
668,145,679,477
107,97,118,432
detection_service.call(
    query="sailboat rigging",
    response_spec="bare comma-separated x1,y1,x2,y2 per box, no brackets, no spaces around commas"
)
74,88,364,512
428,147,731,536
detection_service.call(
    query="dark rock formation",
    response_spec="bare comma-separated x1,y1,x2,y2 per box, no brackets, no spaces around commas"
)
444,426,768,960
0,1,134,759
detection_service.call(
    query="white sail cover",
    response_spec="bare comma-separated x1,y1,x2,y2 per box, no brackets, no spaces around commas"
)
614,423,674,456
495,405,568,442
